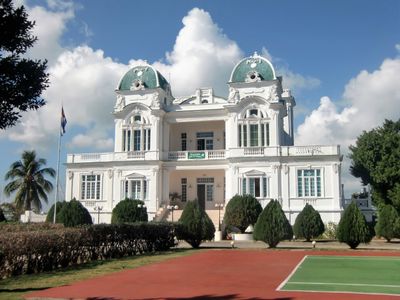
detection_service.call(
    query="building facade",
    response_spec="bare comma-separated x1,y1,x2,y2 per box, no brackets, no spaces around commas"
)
65,53,343,225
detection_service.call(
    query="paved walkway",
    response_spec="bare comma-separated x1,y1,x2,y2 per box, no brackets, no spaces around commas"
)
26,245,400,300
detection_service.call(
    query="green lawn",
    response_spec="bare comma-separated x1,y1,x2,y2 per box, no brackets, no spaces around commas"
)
280,255,400,296
0,249,196,300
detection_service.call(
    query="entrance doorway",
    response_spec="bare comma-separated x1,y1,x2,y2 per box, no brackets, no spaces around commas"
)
197,184,206,210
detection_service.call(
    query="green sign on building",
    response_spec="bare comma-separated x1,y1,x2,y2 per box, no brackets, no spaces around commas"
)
188,152,206,159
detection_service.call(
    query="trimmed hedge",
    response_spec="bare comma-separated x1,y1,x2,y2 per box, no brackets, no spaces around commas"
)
45,201,67,223
0,223,176,278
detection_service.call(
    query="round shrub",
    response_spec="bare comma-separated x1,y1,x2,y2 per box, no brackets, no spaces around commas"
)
223,194,262,233
293,203,325,242
375,204,399,242
57,199,93,227
337,201,372,249
46,201,67,223
253,199,292,248
176,200,215,248
111,198,148,224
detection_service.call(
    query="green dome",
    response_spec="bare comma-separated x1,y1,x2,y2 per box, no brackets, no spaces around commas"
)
230,53,276,83
118,66,169,91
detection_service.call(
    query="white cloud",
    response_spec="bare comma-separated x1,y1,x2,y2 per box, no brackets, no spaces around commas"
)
26,2,75,64
155,8,243,97
296,56,400,195
69,132,113,150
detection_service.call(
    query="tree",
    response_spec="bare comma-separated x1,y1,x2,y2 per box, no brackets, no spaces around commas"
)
176,200,215,248
375,204,399,242
223,194,262,233
293,203,325,242
0,207,6,222
45,201,67,223
4,150,55,211
349,119,400,212
253,200,292,248
111,198,148,224
0,0,49,129
337,202,372,249
57,199,92,227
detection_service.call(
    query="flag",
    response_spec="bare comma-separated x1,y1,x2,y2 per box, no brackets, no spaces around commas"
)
61,107,67,135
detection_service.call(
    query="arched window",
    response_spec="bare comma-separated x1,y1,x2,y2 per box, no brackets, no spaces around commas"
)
238,107,269,147
122,113,151,151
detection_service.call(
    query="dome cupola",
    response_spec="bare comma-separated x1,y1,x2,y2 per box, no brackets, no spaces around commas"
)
229,52,276,83
118,65,170,91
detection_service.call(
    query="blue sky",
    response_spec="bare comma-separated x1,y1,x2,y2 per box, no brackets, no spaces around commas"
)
1,0,400,210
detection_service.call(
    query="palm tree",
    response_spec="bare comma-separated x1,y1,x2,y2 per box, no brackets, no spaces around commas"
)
4,150,56,212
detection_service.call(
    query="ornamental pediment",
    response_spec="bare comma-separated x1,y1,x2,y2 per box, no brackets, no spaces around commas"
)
244,169,266,176
125,172,145,179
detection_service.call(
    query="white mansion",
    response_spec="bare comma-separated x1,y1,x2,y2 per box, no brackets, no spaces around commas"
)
65,53,343,225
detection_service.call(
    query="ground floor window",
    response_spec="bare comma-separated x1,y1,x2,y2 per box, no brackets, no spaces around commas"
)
181,178,187,202
81,174,101,200
297,169,322,197
124,179,148,200
241,176,269,198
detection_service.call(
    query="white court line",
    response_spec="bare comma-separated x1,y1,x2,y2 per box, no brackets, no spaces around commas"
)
276,255,308,291
307,255,400,260
288,281,400,288
282,289,400,297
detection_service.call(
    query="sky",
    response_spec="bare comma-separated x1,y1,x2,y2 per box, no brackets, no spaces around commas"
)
1,0,400,210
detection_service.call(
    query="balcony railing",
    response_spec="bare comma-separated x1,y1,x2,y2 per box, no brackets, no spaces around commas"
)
167,150,226,160
67,145,340,163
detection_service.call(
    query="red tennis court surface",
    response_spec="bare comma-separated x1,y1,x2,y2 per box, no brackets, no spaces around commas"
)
26,249,400,300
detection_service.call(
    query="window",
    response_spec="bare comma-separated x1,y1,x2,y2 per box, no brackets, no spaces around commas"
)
238,108,269,147
124,178,149,200
122,113,151,152
250,124,258,147
181,133,187,151
81,174,101,200
241,176,269,198
206,185,213,201
196,132,213,150
181,178,187,202
297,169,322,197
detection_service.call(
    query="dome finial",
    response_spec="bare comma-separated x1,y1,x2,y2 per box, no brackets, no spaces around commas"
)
253,51,259,57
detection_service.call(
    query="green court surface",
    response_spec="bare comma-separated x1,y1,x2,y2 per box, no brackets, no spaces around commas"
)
279,255,400,296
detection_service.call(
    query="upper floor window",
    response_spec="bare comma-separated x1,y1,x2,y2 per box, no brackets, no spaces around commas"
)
181,178,187,202
238,108,269,147
197,132,213,150
297,169,322,197
122,113,151,152
181,133,187,151
81,174,101,200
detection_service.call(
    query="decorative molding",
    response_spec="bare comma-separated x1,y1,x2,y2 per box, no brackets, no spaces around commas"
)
107,169,113,179
68,171,74,180
228,87,240,103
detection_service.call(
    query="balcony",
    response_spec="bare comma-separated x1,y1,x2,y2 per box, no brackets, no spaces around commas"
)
67,145,340,164
67,151,159,163
167,150,226,160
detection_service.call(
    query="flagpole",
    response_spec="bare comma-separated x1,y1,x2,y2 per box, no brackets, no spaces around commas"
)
53,128,62,223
